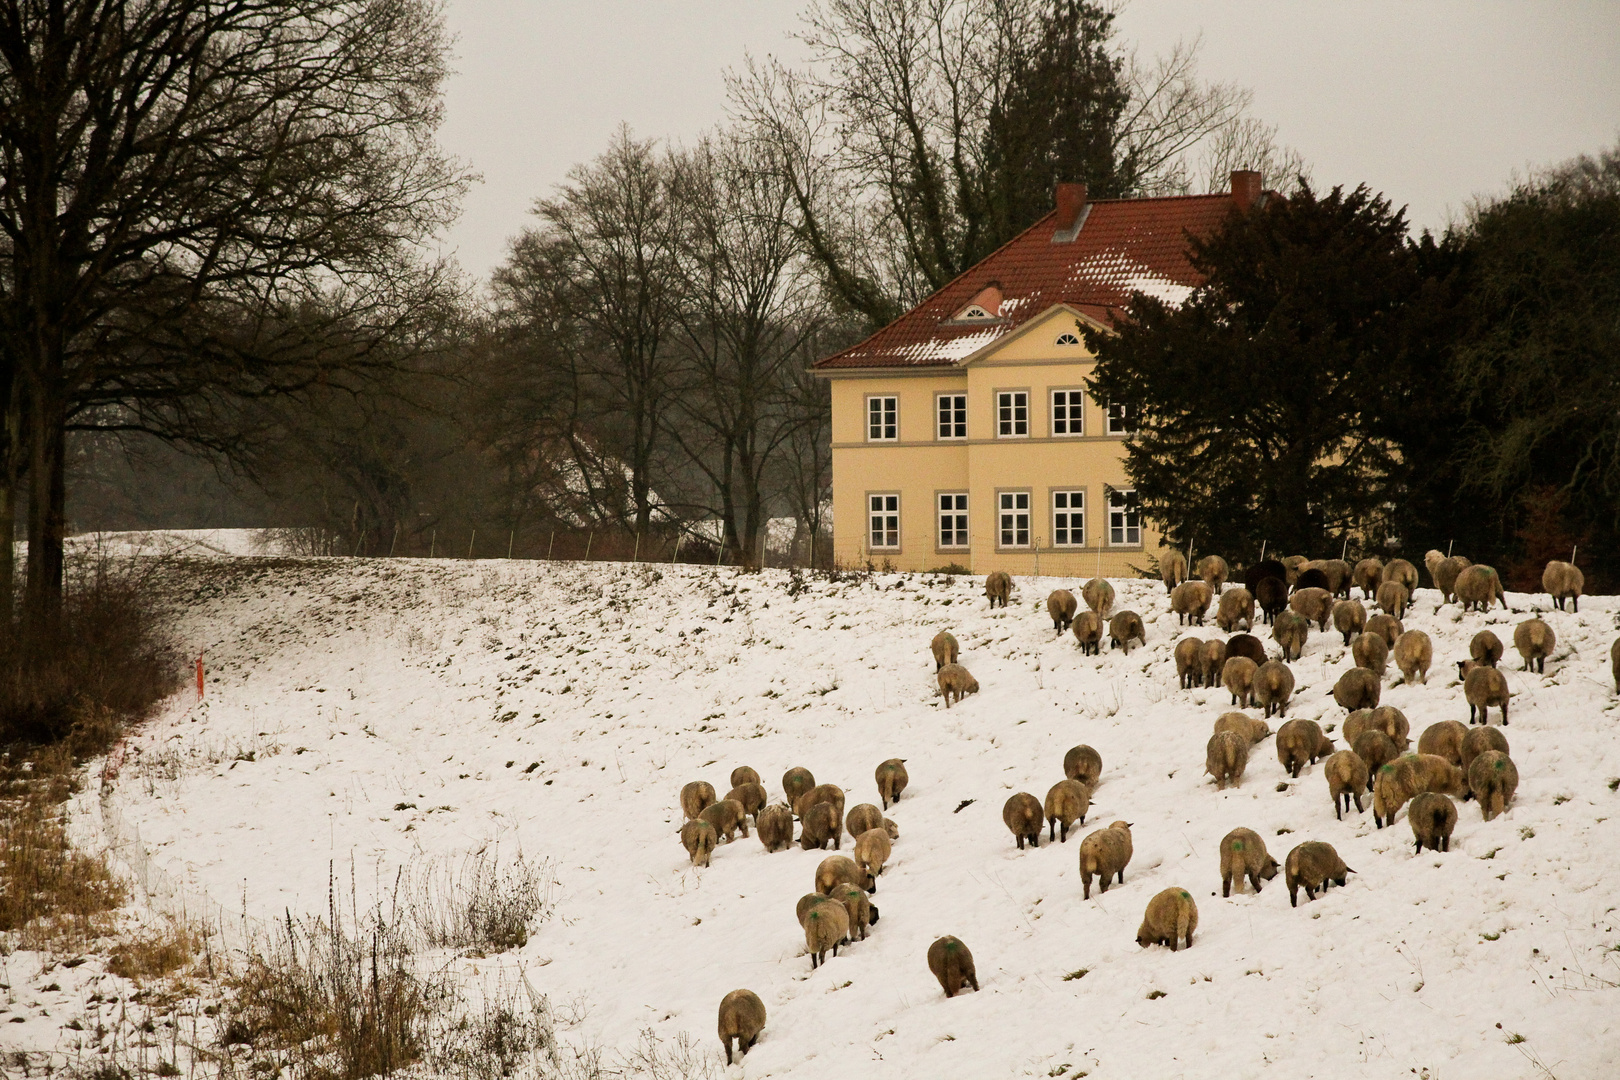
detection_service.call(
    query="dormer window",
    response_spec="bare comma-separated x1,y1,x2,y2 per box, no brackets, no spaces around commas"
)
951,283,1003,323
1055,332,1081,346
958,304,996,321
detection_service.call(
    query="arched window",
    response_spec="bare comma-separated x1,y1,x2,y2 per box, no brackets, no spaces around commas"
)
1055,332,1081,346
957,304,995,321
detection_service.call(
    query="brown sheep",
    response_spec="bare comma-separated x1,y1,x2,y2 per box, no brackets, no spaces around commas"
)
876,758,909,808
1413,753,1466,797
1072,611,1103,655
1213,712,1270,745
938,662,980,707
853,828,892,886
1285,841,1353,906
1424,549,1445,589
804,900,848,969
795,783,847,823
1324,750,1369,819
1454,564,1507,612
1254,660,1296,718
681,820,717,866
1161,549,1189,594
1226,633,1268,666
1290,587,1334,631
726,782,767,823
1198,554,1229,594
984,570,1012,609
1136,888,1199,951
1368,704,1411,749
1333,667,1381,712
1200,639,1229,689
1352,632,1389,678
930,630,959,671
798,801,840,850
1381,558,1419,594
1175,637,1205,689
846,803,883,839
730,766,760,789
1219,827,1280,896
1078,821,1133,899
1458,660,1510,725
1417,720,1469,767
1082,577,1115,618
1435,555,1472,603
1205,731,1249,790
1322,558,1354,598
1047,589,1078,632
1222,655,1259,707
1351,730,1399,789
1394,630,1433,685
1459,726,1510,775
1470,629,1505,667
1217,587,1256,632
1109,610,1146,653
1063,744,1103,788
1542,560,1584,612
1172,580,1212,626
1002,792,1043,850
1273,611,1309,662
718,989,766,1065
782,767,816,806
1256,575,1290,624
1353,557,1384,599
1513,618,1556,674
1276,717,1334,778
831,882,876,941
681,780,716,821
1281,555,1308,586
1467,750,1519,821
1294,567,1329,593
1043,779,1091,842
757,804,795,852
1365,614,1404,649
927,936,979,997
1333,599,1367,645
1375,580,1410,619
815,854,874,895
1410,792,1458,853
1373,757,1420,828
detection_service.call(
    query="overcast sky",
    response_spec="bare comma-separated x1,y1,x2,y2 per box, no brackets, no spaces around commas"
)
436,1,1620,280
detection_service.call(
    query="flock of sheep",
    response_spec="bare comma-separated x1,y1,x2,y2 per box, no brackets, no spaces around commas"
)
679,549,1611,1066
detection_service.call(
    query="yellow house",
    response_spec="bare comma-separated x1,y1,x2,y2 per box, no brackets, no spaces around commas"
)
813,173,1269,576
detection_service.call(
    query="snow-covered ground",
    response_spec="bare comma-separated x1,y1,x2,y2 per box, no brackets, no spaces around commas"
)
36,559,1620,1075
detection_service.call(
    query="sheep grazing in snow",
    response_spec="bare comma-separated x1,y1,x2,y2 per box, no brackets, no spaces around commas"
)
1285,841,1353,907
798,801,839,850
1381,558,1419,595
930,630,959,671
1200,639,1228,689
1213,712,1270,745
1467,750,1519,821
883,817,899,839
1322,558,1354,598
1333,599,1367,645
1172,580,1213,626
1205,731,1249,790
717,990,766,1065
1256,576,1290,624
1435,555,1472,604
1289,587,1334,631
1082,577,1115,618
853,828,892,886
681,819,717,866
1137,888,1199,951
1063,744,1103,788
1394,630,1433,685
1294,567,1330,594
1219,827,1280,896
984,570,1012,609
1325,749,1369,819
1542,560,1584,612
875,758,909,808
1078,821,1134,899
1160,549,1189,593
1459,726,1510,775
725,783,766,823
1457,660,1510,725
1410,792,1458,853
1225,633,1268,667
831,881,876,941
794,783,846,824
1373,757,1420,828
1424,549,1445,587
1513,618,1556,674
1352,730,1399,787
1272,611,1309,662
1071,611,1103,655
1002,792,1043,850
1243,559,1288,591
1109,610,1146,653
1454,564,1507,612
1470,630,1504,667
1221,656,1258,707
1047,589,1078,632
845,803,883,838
782,767,816,807
815,854,874,895
927,936,979,997
1413,753,1467,798
803,899,849,969
729,766,760,789
1365,614,1403,649
937,662,980,707
1354,558,1384,599
1343,705,1409,751
756,804,794,852
1281,555,1309,586
1352,632,1389,678
1198,554,1229,594
1375,580,1410,620
1417,720,1469,767
1276,718,1333,778
1254,660,1296,718
1217,587,1256,632
1175,637,1204,689
795,892,836,927
1043,779,1091,842
681,781,716,821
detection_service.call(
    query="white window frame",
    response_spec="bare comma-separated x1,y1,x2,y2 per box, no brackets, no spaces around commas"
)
996,390,1029,438
1052,489,1086,547
1108,488,1141,546
867,395,898,442
868,492,900,550
937,492,969,550
1054,331,1082,346
1051,389,1085,437
1107,399,1133,436
997,490,1031,549
936,393,967,440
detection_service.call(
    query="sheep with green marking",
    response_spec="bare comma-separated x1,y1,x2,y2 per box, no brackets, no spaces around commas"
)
1136,888,1198,951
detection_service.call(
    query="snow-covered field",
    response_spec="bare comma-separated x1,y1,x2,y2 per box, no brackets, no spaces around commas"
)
40,559,1620,1074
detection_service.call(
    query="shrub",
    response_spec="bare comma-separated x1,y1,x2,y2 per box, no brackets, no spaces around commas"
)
410,847,555,955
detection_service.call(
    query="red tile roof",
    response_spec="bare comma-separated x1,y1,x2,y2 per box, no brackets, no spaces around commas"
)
815,191,1243,370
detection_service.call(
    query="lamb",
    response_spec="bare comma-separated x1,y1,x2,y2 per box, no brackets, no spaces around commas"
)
1222,656,1258,706
1372,757,1420,827
1459,726,1510,774
875,758,909,808
729,766,760,789
1256,575,1290,624
1542,560,1584,612
845,803,883,838
1467,750,1519,821
1394,630,1433,685
1352,632,1389,678
798,801,840,850
1207,590,1246,635
803,899,849,969
930,630,959,671
1417,720,1469,767
1435,555,1472,604
984,570,1012,609
1136,888,1199,951
1172,580,1212,626
815,854,874,895
717,989,766,1066
830,881,877,941
1225,633,1268,666
853,828,892,886
1082,576,1115,617
782,767,816,806
725,782,767,823
1413,753,1466,797
1002,792,1043,849
1078,821,1133,899
1470,629,1504,667
1365,614,1404,649
1325,749,1370,819
1352,730,1399,786
1285,841,1354,906
1458,660,1510,725
1254,660,1297,718
1289,587,1334,631
1333,599,1367,645
1109,610,1146,653
1381,558,1419,594
1198,554,1229,594
1219,827,1280,896
1043,779,1092,842
1047,589,1078,632
1213,711,1270,745
1513,618,1556,674
794,783,847,825
756,804,794,852
681,819,718,866
1322,558,1354,598
1410,792,1458,853
1200,639,1229,689
1071,611,1103,655
681,781,716,821
1353,557,1384,599
927,936,979,997
938,662,980,707
1276,717,1333,777
1175,637,1204,689
1454,564,1507,612
1375,580,1410,619
1272,611,1309,662
1063,744,1103,787
1160,549,1189,593
1205,730,1250,790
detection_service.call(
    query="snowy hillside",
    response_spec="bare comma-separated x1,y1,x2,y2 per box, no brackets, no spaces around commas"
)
82,559,1620,1075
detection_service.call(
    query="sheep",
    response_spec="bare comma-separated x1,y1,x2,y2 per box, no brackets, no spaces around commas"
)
1281,555,1309,585
931,630,959,671
681,780,716,821
1424,549,1446,587
1613,636,1620,691
1043,779,1091,842
846,803,883,838
1351,632,1389,678
1082,577,1115,617
1047,589,1078,632
1542,560,1584,612
1219,827,1280,896
1467,750,1519,821
1350,730,1397,790
1460,726,1510,775
725,782,767,823
1370,705,1411,749
717,989,766,1066
1276,717,1333,777
1458,660,1510,725
1354,557,1384,599
1470,629,1504,667
1285,841,1354,907
1002,792,1043,850
1136,888,1199,951
1172,580,1212,626
1220,656,1258,707
1175,637,1204,689
1200,638,1229,689
1454,564,1507,612
1289,587,1334,631
831,881,877,941
782,767,816,807
1217,587,1256,632
1063,744,1103,788
1410,792,1458,853
883,817,900,839
1109,610,1146,653
1365,614,1404,649
1333,599,1367,645
804,899,849,969
757,804,794,852
854,828,892,886
1071,611,1103,655
938,662,980,707
794,891,836,934
1254,660,1296,718
876,758,909,808
1372,757,1420,828
815,854,874,895
1160,549,1189,593
1513,618,1556,674
681,820,717,866
1417,720,1469,767
1413,753,1466,797
795,783,847,824
729,766,760,789
1382,558,1419,594
1324,750,1370,819
1272,611,1309,662
1078,821,1133,899
1435,555,1472,603
1226,633,1268,667
1198,554,1229,594
927,936,979,997
1394,630,1433,685
798,801,840,850
984,570,1012,609
1213,711,1270,745
1322,558,1354,598
1243,559,1288,591
1375,580,1410,619
1294,567,1331,593
1256,575,1290,624
1205,730,1250,790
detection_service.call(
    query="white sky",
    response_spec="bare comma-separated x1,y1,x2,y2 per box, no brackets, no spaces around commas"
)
436,1,1620,280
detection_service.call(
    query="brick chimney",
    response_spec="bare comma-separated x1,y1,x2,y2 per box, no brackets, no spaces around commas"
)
1053,182,1089,241
1230,170,1263,207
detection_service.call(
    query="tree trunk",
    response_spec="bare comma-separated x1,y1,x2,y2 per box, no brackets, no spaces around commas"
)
23,387,65,641
0,381,19,625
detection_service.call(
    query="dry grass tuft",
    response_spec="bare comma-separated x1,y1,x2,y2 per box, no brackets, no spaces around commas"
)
106,916,207,984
